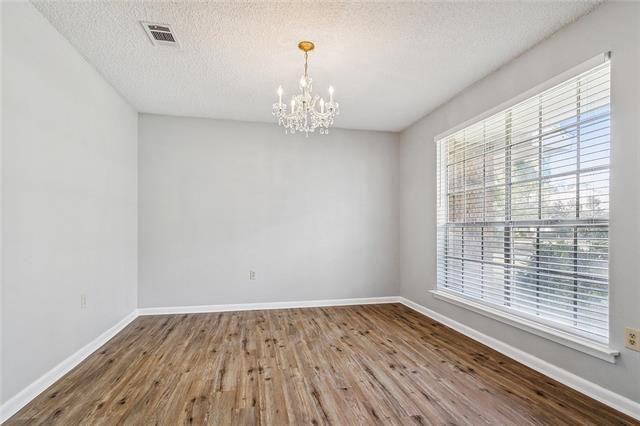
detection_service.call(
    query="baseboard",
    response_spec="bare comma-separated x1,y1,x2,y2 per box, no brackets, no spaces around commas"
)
137,296,402,315
0,310,139,423
399,297,640,421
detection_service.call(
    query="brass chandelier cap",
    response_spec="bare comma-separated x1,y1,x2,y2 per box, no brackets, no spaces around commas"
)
298,41,315,52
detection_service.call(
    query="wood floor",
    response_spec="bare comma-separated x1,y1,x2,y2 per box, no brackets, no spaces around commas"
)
6,303,637,425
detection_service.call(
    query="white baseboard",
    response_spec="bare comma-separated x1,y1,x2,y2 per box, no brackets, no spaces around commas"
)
399,297,640,421
0,310,139,423
137,296,401,315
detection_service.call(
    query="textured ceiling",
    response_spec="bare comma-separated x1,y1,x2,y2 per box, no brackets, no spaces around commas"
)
32,1,599,132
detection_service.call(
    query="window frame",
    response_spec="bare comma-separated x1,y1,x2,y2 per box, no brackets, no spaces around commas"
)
432,53,618,363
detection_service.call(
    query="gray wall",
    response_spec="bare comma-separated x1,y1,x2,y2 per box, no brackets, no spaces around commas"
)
1,2,138,403
399,1,640,402
138,114,399,308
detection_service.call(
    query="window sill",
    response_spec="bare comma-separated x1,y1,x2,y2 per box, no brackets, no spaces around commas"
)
430,289,619,363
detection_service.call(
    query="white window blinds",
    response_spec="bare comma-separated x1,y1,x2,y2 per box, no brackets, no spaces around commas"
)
436,60,610,343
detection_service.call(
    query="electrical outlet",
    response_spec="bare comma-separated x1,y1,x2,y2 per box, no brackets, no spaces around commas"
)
625,327,640,351
80,294,87,310
249,271,256,281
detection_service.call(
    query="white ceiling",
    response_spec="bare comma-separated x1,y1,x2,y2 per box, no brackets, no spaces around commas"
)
32,1,599,132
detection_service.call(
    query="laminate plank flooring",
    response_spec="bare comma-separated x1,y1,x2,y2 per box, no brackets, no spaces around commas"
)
6,303,637,425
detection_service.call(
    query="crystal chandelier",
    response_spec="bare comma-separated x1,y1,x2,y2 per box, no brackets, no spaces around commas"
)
272,41,339,135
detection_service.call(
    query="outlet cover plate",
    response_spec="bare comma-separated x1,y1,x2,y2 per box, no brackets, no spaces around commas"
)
624,327,640,351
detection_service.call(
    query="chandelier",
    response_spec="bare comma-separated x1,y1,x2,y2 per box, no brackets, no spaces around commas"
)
272,41,339,135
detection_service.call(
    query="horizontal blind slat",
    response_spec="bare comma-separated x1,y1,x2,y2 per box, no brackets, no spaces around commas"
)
437,266,609,302
438,280,608,324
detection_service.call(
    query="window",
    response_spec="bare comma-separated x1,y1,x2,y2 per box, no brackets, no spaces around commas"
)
436,60,610,345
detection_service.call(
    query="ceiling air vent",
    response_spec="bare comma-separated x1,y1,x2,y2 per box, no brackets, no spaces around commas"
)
141,22,179,47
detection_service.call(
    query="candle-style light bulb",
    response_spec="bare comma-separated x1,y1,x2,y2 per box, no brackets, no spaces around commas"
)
328,85,334,103
300,77,307,89
277,85,283,105
291,99,295,112
319,98,325,113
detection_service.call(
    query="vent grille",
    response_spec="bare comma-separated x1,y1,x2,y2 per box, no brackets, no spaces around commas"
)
141,22,179,47
150,31,175,43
